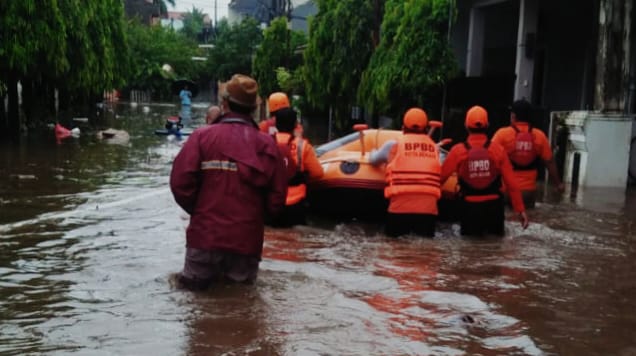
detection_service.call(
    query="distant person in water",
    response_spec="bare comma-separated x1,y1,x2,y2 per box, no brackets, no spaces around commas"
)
164,116,183,132
179,85,193,124
205,105,221,124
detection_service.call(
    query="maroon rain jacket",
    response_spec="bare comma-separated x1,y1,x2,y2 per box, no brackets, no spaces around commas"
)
170,113,288,257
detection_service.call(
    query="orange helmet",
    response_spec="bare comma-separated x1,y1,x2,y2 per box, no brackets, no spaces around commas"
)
465,106,489,129
403,108,428,131
268,92,290,114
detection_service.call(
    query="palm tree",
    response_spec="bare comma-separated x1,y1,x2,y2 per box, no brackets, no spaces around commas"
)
154,0,175,17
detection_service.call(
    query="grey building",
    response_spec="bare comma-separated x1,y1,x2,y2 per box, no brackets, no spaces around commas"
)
228,0,316,32
449,0,634,189
124,0,161,25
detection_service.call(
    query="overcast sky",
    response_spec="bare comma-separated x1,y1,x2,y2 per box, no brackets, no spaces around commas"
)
172,0,230,22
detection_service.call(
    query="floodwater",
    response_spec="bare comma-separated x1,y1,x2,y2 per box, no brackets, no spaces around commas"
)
1,104,635,356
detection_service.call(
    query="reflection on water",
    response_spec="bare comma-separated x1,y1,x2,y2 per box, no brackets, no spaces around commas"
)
1,103,635,355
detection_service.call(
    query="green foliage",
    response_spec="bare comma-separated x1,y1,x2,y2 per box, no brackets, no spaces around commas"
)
303,0,375,130
125,20,202,98
253,17,290,96
181,7,206,42
276,67,305,95
252,17,307,96
154,0,176,16
0,0,68,76
0,0,130,129
125,17,263,100
358,0,458,117
204,18,263,81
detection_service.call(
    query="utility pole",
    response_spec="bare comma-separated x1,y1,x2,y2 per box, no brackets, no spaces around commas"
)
214,0,217,29
440,0,454,128
285,1,292,68
270,0,278,23
372,0,383,47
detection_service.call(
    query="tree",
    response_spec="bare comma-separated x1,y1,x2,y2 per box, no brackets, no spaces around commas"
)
0,0,129,135
181,7,206,42
276,67,304,95
358,0,457,120
253,17,307,97
125,20,202,99
303,0,375,131
47,0,129,111
205,18,263,81
0,0,68,136
154,0,176,17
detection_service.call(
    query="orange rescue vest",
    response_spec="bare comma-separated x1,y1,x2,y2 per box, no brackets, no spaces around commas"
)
385,134,441,199
276,133,307,205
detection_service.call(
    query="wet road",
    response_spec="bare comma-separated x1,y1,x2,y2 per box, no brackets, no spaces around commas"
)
1,104,635,355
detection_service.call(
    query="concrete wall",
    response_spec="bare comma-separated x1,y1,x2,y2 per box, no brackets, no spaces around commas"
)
482,1,519,77
451,0,598,109
584,114,632,187
539,0,596,111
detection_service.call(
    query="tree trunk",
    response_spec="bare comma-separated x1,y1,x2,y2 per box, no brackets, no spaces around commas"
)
58,85,70,113
594,0,633,112
25,78,53,128
0,92,6,137
47,81,57,118
7,71,20,139
21,77,34,129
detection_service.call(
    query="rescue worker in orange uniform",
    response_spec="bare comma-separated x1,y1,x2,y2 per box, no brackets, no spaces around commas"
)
441,106,529,236
268,107,324,227
370,108,441,237
491,99,565,208
259,92,290,135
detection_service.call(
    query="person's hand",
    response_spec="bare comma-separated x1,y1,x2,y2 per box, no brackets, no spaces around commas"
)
518,211,529,230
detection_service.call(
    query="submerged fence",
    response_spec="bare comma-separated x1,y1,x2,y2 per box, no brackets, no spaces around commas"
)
129,90,151,103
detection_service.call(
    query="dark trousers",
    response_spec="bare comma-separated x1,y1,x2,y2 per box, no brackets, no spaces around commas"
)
460,197,505,237
177,248,260,291
504,190,536,209
268,201,306,227
385,213,436,238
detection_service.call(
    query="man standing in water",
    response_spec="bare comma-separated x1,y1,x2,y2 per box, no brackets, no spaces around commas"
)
370,108,441,237
260,92,290,135
170,74,288,291
179,85,192,124
269,107,323,227
441,106,528,236
491,99,565,207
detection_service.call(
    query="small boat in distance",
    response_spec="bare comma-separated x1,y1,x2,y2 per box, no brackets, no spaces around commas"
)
155,115,192,136
154,128,193,136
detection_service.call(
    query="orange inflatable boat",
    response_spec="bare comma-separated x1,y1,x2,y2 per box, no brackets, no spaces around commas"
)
306,123,459,219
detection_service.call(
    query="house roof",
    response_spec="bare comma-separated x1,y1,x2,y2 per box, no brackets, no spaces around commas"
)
167,11,185,20
166,11,212,24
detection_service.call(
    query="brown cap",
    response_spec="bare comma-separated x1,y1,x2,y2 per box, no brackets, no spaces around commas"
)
222,74,258,107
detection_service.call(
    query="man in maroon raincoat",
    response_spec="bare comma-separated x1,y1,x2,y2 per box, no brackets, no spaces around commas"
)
170,74,288,290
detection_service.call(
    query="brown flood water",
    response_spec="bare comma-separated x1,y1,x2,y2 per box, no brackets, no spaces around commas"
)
1,104,635,355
